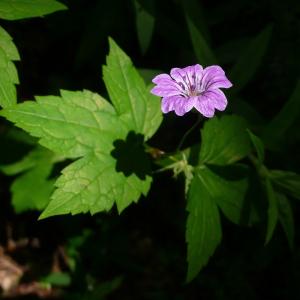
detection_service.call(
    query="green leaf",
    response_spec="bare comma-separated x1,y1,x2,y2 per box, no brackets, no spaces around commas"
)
183,1,217,66
204,165,249,225
41,272,71,287
1,90,126,158
0,146,58,175
263,79,300,145
199,115,251,165
0,0,67,20
265,178,278,244
11,159,55,213
269,170,300,200
103,38,162,140
277,192,294,250
186,167,222,282
1,147,58,213
0,26,20,61
247,130,265,165
134,0,155,54
229,25,273,93
41,151,151,218
0,26,20,108
1,89,152,218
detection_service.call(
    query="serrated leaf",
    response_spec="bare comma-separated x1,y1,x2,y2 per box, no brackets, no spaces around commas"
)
134,0,155,54
0,26,20,108
1,90,127,158
269,170,300,200
263,79,300,146
0,66,17,107
186,167,222,282
265,178,278,244
40,152,151,218
0,0,67,21
103,38,162,140
229,25,273,93
0,26,20,61
199,115,251,165
1,89,153,218
277,192,294,250
247,130,265,165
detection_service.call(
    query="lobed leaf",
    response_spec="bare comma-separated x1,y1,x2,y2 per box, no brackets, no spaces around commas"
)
1,38,161,219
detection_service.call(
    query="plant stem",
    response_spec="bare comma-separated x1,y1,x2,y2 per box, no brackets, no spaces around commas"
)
176,114,202,152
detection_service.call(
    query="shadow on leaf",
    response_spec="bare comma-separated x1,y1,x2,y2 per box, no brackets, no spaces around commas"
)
111,131,151,180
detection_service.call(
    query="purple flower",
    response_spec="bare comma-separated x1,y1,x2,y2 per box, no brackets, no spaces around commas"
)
151,64,232,117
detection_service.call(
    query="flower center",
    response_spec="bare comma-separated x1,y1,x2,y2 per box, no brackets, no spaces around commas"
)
189,90,201,97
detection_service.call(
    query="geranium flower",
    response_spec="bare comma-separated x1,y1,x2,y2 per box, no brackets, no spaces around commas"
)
151,64,232,117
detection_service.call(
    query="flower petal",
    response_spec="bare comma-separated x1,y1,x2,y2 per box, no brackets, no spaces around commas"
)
170,67,189,91
161,96,188,116
201,65,232,90
184,96,197,112
194,95,215,118
202,89,228,111
182,64,203,87
151,85,181,97
152,73,172,84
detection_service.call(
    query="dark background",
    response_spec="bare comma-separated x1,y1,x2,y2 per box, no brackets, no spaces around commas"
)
1,0,300,299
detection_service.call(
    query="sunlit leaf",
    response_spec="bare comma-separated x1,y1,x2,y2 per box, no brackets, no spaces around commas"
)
103,38,162,139
1,87,152,218
0,26,20,108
